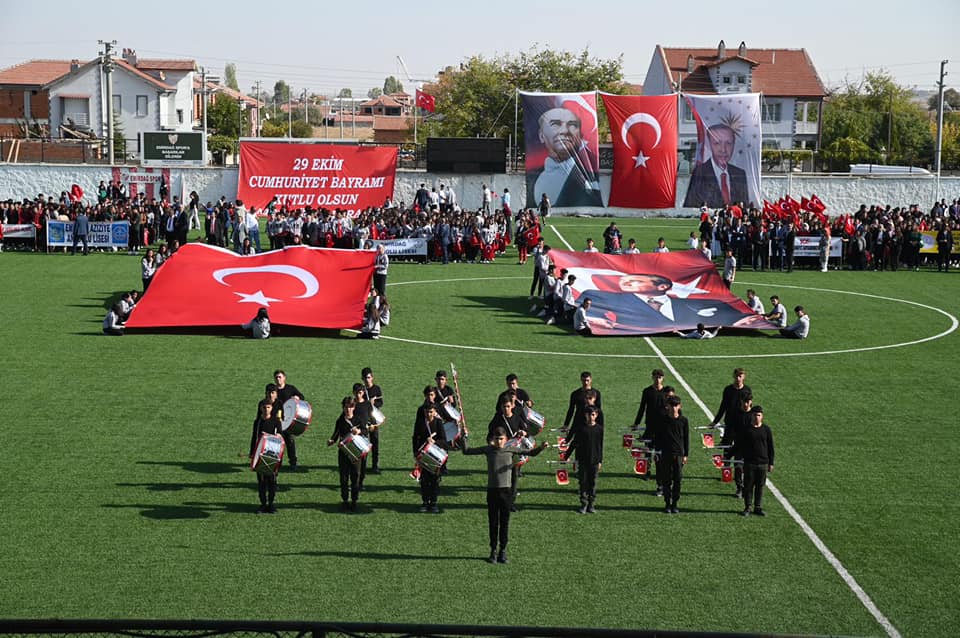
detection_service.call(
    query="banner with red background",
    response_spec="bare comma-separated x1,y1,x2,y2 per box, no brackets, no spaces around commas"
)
238,142,397,212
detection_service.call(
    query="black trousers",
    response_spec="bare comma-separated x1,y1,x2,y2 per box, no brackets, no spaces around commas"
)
257,472,277,505
282,431,297,466
373,273,387,296
661,454,684,506
530,266,543,296
420,469,440,504
338,451,362,502
369,429,380,469
487,487,512,549
743,463,768,510
577,463,599,500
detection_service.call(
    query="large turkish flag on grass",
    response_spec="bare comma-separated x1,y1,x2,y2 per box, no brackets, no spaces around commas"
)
126,244,375,330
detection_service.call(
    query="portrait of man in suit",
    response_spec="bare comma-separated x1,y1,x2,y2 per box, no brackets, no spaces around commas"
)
527,107,603,208
682,123,750,209
579,272,760,335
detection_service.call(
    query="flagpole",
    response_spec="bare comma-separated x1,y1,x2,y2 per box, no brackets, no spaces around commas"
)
513,87,519,171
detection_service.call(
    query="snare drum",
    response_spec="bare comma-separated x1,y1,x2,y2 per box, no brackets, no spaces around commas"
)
251,433,286,475
441,402,461,423
281,398,312,436
521,406,546,436
417,441,448,474
340,434,372,465
442,421,462,448
504,435,536,454
370,406,386,426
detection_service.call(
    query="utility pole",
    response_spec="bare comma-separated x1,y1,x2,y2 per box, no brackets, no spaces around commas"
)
303,89,309,127
98,39,117,165
200,66,207,158
255,80,262,137
288,91,292,138
935,59,949,200
339,95,344,138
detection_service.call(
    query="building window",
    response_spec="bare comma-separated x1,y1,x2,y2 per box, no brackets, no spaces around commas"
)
176,109,184,124
136,95,148,117
681,101,695,122
722,75,732,84
737,75,746,85
112,95,121,114
762,103,782,122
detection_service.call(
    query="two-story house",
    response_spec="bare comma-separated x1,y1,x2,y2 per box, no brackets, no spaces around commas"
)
643,41,826,166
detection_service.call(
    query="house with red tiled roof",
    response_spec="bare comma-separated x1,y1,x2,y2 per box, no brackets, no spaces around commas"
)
372,115,413,143
192,76,261,136
643,41,826,156
360,94,404,116
0,48,196,147
0,59,76,136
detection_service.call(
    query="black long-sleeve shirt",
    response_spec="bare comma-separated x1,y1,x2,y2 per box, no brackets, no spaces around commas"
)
487,411,524,439
634,384,666,435
657,415,689,457
563,386,602,429
412,414,447,457
329,413,367,444
563,422,604,466
365,383,384,409
712,383,751,427
739,424,774,466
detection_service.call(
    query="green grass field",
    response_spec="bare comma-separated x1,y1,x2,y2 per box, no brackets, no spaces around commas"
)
1,217,957,637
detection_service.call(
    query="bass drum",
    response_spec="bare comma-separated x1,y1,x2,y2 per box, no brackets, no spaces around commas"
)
281,398,312,436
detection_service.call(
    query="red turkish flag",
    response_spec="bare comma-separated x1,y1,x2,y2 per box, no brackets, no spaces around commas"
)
126,244,375,330
634,458,648,475
801,196,813,212
809,194,827,213
602,93,678,208
69,184,84,203
721,467,733,483
415,88,436,113
622,433,634,449
556,468,569,486
763,199,776,215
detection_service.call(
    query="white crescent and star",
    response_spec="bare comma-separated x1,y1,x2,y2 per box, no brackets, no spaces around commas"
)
620,112,662,169
212,265,320,307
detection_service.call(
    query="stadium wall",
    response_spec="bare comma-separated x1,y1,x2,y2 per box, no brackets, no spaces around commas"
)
0,163,956,215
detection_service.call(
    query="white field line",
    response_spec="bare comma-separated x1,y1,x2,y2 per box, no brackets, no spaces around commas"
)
642,336,902,638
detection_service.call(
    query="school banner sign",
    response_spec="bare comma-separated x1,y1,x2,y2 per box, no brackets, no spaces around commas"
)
141,132,205,167
919,230,960,254
46,220,129,249
238,142,397,212
793,236,843,258
2,224,37,239
367,238,428,257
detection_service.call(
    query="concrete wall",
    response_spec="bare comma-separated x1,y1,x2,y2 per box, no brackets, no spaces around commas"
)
1,161,957,216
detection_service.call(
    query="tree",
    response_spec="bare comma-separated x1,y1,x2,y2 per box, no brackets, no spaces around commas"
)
273,80,291,105
419,47,627,145
112,110,126,159
368,87,383,99
291,120,313,138
206,95,247,139
338,88,353,98
383,76,403,94
224,63,239,91
927,87,960,112
821,71,933,168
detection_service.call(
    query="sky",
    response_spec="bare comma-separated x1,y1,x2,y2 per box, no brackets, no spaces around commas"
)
1,0,957,98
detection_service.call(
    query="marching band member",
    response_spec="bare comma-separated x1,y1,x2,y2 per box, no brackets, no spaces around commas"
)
561,405,604,514
487,396,528,511
351,383,374,490
740,405,775,517
462,425,549,564
633,369,667,491
563,371,603,438
657,395,689,514
273,370,306,470
362,367,384,474
412,401,448,514
434,370,457,411
710,368,752,498
249,399,282,514
496,374,532,411
327,396,367,512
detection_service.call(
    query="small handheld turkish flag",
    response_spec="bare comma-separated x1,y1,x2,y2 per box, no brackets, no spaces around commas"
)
721,467,733,483
415,88,436,113
556,468,569,486
635,458,648,475
712,454,724,469
409,466,421,481
622,433,634,449
702,432,715,448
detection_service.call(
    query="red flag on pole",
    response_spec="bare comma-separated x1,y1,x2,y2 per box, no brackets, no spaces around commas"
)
809,194,827,213
801,196,813,212
415,88,436,113
600,93,679,209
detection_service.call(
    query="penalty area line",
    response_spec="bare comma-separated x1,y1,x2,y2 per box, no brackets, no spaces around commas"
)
642,336,902,638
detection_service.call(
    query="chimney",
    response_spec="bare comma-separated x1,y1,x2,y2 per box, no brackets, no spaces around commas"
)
122,48,137,66
738,41,747,57
686,55,695,73
718,40,726,59
70,59,80,72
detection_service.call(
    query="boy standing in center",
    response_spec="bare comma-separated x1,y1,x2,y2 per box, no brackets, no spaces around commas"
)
657,395,689,514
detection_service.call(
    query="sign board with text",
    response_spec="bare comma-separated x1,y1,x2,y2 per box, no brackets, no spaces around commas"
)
141,132,205,167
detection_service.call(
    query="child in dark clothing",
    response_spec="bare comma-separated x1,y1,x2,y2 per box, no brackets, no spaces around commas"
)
656,395,689,514
462,426,548,564
561,405,604,514
249,400,283,514
740,405,775,517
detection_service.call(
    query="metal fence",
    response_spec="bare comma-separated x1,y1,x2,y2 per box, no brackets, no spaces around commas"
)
0,619,817,638
0,137,142,165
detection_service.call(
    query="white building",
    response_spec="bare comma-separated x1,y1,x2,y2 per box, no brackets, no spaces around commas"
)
42,49,196,154
643,41,826,165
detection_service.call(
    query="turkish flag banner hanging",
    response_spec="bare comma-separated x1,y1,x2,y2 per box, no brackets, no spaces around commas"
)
237,142,397,212
126,244,375,330
415,88,436,113
547,250,778,336
601,93,678,209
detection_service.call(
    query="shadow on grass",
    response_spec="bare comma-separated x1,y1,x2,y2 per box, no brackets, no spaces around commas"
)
136,460,245,474
282,549,468,561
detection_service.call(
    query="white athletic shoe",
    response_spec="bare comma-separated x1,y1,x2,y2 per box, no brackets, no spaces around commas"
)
546,318,555,325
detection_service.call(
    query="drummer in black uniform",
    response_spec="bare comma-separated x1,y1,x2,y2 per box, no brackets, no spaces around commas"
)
361,367,384,474
496,373,532,411
435,369,458,417
327,396,367,512
412,401,448,513
249,399,282,514
273,369,306,470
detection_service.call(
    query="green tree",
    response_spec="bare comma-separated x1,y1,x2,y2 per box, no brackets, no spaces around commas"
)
821,71,933,168
418,47,626,145
291,120,312,138
273,80,291,105
927,87,960,111
206,96,247,139
383,76,403,94
112,111,126,159
338,88,353,98
368,87,383,99
261,119,287,137
224,63,239,91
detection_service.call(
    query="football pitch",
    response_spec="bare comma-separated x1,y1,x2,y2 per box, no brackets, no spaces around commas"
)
1,217,957,637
